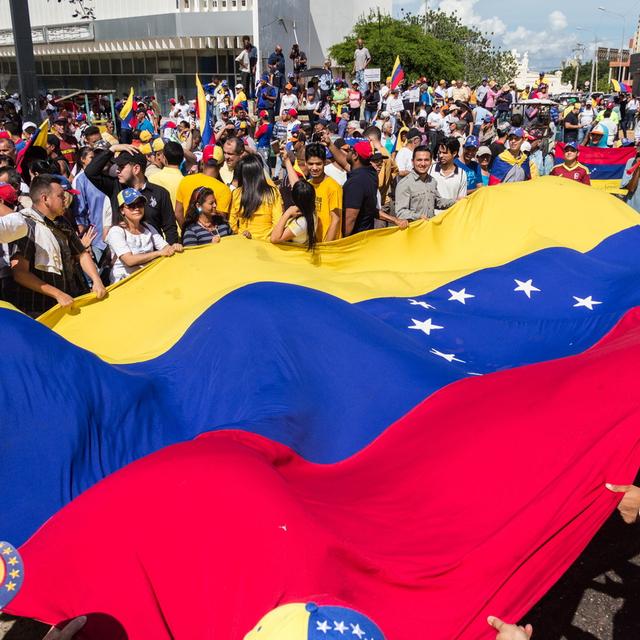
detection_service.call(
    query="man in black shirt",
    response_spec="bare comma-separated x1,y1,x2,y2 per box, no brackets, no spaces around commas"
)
84,144,179,243
267,45,286,91
490,121,510,161
563,102,580,145
343,141,379,236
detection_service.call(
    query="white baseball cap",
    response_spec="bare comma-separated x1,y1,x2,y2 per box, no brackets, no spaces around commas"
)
22,121,37,132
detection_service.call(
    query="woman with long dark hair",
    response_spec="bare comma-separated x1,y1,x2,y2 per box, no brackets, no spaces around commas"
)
228,154,283,240
269,180,317,250
182,186,231,246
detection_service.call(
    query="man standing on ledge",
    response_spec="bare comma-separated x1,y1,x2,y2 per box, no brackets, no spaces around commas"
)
353,38,372,90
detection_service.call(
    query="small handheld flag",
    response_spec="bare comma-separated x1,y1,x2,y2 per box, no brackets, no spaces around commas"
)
390,56,404,90
196,74,215,146
119,87,136,130
0,541,24,610
15,119,50,174
611,78,631,93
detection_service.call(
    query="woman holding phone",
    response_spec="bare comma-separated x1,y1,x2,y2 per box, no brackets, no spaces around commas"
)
182,186,231,246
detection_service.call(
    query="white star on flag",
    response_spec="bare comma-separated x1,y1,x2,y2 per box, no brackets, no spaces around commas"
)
316,620,331,633
448,288,474,304
334,621,348,634
408,318,444,336
514,278,541,298
430,348,466,363
573,295,602,310
408,298,435,310
351,623,366,638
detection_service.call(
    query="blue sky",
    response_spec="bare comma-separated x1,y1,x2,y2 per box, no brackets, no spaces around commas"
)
392,0,638,70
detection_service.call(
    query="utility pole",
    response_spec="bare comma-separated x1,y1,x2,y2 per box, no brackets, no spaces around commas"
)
9,0,39,123
572,43,585,91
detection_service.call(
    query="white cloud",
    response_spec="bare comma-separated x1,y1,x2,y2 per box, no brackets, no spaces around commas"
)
423,0,575,69
548,10,567,31
435,0,507,36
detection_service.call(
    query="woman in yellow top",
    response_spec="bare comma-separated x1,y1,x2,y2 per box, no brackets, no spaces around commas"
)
228,155,283,240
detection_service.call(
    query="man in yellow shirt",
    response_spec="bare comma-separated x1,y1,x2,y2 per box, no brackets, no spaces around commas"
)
148,141,185,207
304,143,342,241
175,144,232,227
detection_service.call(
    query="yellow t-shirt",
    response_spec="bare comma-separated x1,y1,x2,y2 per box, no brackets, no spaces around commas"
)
148,167,184,208
228,187,283,240
175,173,232,216
310,175,342,241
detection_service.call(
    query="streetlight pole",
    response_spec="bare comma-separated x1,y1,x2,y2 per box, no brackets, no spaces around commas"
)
598,7,626,84
8,0,39,123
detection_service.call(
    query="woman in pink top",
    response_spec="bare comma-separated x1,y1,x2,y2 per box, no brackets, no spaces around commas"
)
348,81,363,121
484,84,498,110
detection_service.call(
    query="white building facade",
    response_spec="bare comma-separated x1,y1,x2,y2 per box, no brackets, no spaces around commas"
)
0,0,391,103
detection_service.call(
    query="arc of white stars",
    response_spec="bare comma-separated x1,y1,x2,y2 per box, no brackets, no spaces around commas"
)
573,295,602,310
408,318,444,336
514,278,541,298
448,288,474,304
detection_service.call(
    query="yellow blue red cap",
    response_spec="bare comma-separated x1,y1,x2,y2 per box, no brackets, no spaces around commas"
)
244,602,385,640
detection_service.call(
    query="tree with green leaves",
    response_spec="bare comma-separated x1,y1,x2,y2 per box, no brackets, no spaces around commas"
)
561,61,611,93
329,10,518,87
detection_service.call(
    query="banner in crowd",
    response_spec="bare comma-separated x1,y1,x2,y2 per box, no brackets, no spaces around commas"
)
2,178,640,638
555,142,636,193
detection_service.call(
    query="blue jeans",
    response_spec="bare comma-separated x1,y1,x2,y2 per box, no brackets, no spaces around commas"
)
355,69,366,88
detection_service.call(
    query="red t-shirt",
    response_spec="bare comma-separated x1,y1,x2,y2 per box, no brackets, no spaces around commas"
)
550,162,591,185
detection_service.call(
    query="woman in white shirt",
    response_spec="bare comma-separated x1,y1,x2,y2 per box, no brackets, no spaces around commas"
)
106,188,183,283
270,180,317,250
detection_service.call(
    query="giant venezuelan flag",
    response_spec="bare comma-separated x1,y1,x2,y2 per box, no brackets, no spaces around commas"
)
2,177,640,639
555,142,635,194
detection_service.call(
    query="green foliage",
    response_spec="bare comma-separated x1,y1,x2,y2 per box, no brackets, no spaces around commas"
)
328,9,518,87
561,60,611,92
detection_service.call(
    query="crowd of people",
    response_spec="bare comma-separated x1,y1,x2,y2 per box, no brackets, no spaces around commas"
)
1,37,640,640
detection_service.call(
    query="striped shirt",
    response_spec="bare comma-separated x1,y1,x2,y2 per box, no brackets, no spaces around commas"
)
182,219,232,246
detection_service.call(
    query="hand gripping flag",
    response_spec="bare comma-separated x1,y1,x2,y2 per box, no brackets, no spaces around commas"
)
196,73,214,146
390,55,404,90
2,177,640,639
119,87,136,130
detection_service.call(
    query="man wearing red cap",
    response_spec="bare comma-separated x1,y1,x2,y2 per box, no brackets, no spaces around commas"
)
343,140,379,236
0,181,24,304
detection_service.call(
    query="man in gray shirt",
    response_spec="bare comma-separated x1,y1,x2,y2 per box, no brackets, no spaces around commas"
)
395,145,456,221
353,38,371,89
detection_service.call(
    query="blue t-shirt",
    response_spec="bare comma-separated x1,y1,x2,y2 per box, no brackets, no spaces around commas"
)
136,119,155,134
257,85,277,110
455,158,483,192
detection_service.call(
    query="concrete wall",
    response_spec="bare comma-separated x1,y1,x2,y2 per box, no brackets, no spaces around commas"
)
91,12,252,41
308,0,392,66
257,0,310,74
0,0,178,29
